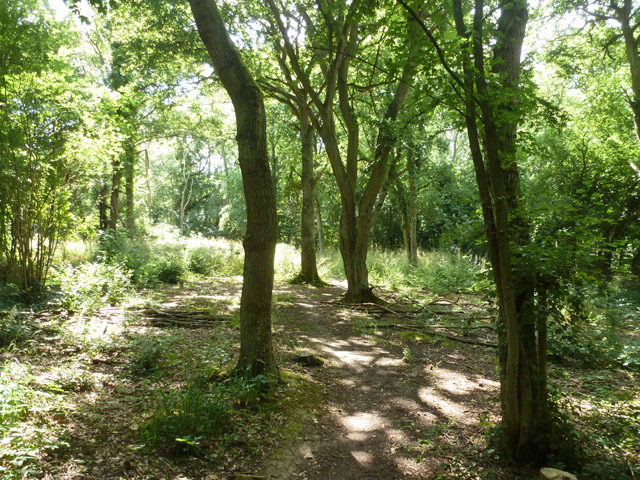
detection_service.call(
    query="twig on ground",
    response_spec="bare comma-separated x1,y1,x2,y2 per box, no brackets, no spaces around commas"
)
374,323,497,348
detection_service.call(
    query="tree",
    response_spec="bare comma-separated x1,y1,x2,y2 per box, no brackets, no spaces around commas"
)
401,0,549,461
0,0,85,297
187,0,278,376
259,0,425,302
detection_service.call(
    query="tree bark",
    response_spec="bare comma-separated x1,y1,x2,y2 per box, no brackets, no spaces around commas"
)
315,196,325,255
447,0,543,462
408,161,418,265
298,108,323,284
188,0,278,377
109,157,121,231
124,141,136,235
98,184,109,231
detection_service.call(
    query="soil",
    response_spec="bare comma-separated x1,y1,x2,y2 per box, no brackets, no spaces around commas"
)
4,278,532,479
259,282,513,480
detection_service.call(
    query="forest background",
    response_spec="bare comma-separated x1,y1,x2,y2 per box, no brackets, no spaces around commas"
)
0,0,639,478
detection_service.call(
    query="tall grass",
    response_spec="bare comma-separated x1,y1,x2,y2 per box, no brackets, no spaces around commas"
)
54,225,488,298
317,248,488,295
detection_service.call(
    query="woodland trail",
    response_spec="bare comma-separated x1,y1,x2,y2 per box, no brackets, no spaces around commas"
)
260,283,504,480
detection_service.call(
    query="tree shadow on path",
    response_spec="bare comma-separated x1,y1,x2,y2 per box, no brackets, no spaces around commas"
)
263,283,517,480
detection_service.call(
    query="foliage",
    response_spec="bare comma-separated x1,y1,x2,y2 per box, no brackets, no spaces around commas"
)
52,261,133,312
0,309,30,349
0,1,87,298
0,360,38,479
129,336,172,375
141,371,278,454
547,277,640,371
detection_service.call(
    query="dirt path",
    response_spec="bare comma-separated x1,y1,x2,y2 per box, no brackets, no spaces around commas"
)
261,283,503,480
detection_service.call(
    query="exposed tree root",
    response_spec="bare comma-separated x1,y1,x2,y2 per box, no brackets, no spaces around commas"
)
289,272,326,287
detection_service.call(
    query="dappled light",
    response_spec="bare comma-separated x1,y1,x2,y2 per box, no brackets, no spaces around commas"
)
3,0,640,476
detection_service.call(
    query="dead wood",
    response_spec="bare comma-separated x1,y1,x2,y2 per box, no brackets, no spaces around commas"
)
137,307,233,328
374,323,497,348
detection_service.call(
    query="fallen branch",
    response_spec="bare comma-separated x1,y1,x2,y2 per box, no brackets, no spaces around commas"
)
375,323,497,348
137,307,233,328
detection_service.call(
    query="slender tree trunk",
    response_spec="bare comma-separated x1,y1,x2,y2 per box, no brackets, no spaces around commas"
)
614,0,640,143
408,163,418,264
298,108,323,284
144,149,153,213
188,0,278,377
448,0,543,462
109,157,121,231
124,141,136,235
315,196,325,255
98,184,109,231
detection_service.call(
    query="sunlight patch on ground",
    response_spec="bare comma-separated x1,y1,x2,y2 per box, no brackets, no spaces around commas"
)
324,350,373,367
296,302,316,309
340,412,387,432
373,356,404,367
435,367,498,396
418,387,470,423
346,432,370,441
350,450,373,466
390,396,422,412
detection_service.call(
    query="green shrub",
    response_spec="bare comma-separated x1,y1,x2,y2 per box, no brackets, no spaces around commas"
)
53,262,133,311
274,243,299,281
130,337,170,375
187,246,220,275
184,237,244,277
0,362,30,429
0,309,28,348
142,255,186,285
141,381,230,453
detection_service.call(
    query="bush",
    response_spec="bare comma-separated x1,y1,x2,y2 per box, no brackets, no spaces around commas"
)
141,380,230,453
185,237,244,277
130,337,170,375
53,262,133,311
0,309,28,348
274,244,299,281
187,246,220,275
138,253,187,286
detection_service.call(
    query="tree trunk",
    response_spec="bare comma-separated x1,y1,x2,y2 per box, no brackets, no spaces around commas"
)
298,108,323,284
446,0,544,462
98,184,109,231
109,157,121,231
614,0,640,144
408,163,418,265
124,141,136,235
315,196,325,255
188,0,278,377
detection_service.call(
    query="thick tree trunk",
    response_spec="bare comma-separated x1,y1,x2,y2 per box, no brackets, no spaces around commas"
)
124,141,136,235
298,109,323,284
188,0,278,377
109,158,121,231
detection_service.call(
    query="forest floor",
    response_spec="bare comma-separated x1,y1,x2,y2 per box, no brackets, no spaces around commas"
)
1,277,638,479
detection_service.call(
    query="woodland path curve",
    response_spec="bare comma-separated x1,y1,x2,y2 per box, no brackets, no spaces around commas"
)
259,283,501,480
